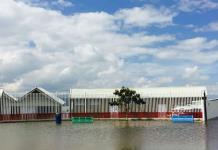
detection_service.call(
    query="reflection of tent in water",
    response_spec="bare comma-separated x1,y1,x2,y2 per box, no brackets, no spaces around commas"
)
114,122,141,150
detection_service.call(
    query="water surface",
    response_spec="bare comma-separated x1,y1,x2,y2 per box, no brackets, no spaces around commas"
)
0,119,217,150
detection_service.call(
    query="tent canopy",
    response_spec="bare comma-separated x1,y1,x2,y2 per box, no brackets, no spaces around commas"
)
0,89,18,101
21,87,65,105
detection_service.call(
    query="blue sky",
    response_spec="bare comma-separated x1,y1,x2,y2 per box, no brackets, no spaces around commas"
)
0,0,218,98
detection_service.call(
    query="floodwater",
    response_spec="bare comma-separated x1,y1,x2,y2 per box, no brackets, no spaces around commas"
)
0,119,218,150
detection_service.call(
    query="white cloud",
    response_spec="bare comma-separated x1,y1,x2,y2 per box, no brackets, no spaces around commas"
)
156,77,174,84
183,66,199,78
73,44,100,63
0,0,177,91
184,24,195,28
178,0,218,12
2,79,24,92
155,37,218,64
0,0,217,93
182,66,209,82
53,0,73,7
97,66,117,77
134,76,174,87
17,0,73,9
194,21,218,32
115,5,176,28
207,84,218,98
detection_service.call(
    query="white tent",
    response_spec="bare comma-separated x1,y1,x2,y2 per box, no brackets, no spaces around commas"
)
70,86,207,98
0,89,18,115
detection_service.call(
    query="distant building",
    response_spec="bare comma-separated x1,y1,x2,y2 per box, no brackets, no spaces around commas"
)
70,86,207,121
0,86,211,122
0,89,18,121
0,87,65,122
18,87,65,120
207,99,218,119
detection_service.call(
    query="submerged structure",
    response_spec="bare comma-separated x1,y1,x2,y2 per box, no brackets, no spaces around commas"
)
0,88,65,122
0,89,18,121
0,86,215,122
70,86,207,121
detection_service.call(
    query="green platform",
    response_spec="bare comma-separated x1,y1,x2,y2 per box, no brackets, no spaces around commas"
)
72,117,94,123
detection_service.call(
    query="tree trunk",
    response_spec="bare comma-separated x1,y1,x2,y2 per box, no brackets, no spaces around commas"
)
125,104,128,121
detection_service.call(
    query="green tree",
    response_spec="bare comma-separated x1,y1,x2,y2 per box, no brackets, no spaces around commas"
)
109,87,145,120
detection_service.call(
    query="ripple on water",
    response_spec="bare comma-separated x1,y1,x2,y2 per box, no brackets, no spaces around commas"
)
0,120,217,150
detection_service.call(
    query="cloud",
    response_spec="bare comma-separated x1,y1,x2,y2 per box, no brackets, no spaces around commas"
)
183,66,200,79
0,0,217,94
207,84,218,98
156,77,174,85
2,79,24,92
17,0,73,9
194,21,218,32
178,0,218,12
0,0,179,92
115,5,176,28
135,76,173,87
155,37,218,64
53,0,74,7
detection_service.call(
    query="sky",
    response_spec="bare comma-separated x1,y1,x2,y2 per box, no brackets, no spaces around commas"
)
0,0,218,97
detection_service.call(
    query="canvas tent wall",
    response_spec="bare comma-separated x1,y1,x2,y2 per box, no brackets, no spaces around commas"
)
70,86,207,120
19,87,65,114
0,89,19,121
0,89,18,115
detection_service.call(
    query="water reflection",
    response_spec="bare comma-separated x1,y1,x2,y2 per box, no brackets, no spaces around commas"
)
112,121,207,150
206,119,218,150
0,120,217,150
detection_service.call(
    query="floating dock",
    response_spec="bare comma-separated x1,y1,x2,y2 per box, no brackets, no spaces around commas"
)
171,115,194,123
72,117,94,123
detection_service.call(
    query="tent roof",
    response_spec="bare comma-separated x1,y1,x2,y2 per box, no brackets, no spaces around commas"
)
70,86,207,98
0,89,3,98
0,89,18,101
22,87,65,105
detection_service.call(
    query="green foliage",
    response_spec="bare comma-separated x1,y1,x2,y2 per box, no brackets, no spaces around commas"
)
110,86,145,106
109,87,145,119
109,101,120,106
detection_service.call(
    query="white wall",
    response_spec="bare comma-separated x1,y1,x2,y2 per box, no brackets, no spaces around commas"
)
207,100,218,119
